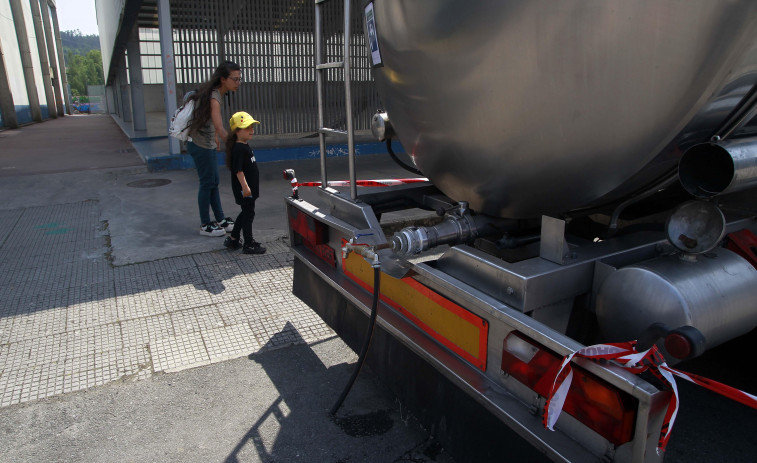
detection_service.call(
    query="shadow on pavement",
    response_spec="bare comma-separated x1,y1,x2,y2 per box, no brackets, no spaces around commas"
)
223,322,450,463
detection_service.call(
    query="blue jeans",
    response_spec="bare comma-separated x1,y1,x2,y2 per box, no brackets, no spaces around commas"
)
187,141,225,226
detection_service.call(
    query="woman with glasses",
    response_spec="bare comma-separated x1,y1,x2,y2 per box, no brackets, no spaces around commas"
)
185,61,242,236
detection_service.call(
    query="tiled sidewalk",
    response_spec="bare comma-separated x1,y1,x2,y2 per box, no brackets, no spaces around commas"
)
0,201,333,407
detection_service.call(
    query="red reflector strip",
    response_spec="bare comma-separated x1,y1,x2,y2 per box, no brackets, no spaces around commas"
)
502,333,637,446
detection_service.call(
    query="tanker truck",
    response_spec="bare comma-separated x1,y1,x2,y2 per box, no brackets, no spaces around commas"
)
284,2,757,461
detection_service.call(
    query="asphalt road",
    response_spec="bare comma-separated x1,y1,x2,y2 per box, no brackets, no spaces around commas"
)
0,338,452,463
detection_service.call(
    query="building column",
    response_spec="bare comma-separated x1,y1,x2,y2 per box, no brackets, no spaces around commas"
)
9,0,42,122
0,41,19,129
29,0,56,119
49,3,72,114
39,0,64,116
158,0,179,155
126,25,147,134
118,54,132,123
114,76,122,117
106,85,116,114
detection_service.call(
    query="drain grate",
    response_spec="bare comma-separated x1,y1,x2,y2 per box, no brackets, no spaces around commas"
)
127,178,172,188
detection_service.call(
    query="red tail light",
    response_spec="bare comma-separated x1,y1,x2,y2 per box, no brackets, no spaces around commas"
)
501,332,637,445
288,207,336,266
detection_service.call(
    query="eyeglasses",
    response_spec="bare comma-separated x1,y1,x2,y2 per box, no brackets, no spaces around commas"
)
229,76,243,82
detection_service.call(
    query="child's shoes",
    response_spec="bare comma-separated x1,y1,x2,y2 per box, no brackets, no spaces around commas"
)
224,236,242,250
242,241,266,254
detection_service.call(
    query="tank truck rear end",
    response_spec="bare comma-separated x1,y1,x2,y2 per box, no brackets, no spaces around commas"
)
286,2,757,462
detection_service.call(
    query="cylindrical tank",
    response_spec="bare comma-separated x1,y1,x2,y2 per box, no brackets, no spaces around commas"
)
595,248,757,356
367,1,757,218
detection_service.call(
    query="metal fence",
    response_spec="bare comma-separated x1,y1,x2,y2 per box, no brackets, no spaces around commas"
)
168,0,380,140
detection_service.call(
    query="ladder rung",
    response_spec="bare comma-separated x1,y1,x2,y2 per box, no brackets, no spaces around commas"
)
319,128,348,136
316,61,344,70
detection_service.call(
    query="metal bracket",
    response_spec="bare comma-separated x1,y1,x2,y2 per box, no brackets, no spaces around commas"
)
540,216,571,265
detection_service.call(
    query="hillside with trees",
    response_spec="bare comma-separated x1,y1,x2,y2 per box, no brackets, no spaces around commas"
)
61,30,104,98
60,30,100,55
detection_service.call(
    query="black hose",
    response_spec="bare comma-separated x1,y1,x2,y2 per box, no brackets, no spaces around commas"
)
330,265,381,416
386,139,424,176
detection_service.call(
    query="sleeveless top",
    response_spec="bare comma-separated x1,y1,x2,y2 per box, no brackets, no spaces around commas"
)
189,89,222,149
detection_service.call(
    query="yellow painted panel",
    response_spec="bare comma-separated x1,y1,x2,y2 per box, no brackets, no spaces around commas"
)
344,253,482,358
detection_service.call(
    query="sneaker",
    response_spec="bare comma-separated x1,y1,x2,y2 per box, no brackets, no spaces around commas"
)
224,236,242,250
200,223,225,237
243,241,266,255
218,217,235,232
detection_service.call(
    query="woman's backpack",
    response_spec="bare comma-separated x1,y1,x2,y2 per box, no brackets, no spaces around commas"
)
168,99,195,141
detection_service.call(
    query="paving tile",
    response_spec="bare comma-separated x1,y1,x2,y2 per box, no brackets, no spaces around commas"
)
0,208,19,245
1,334,68,370
120,315,174,347
170,308,201,335
158,267,214,311
0,369,24,407
151,331,210,373
252,318,307,351
64,324,123,358
203,324,260,363
193,305,226,331
3,308,67,343
216,297,261,326
66,292,119,330
198,261,257,300
115,274,168,320
117,344,152,379
16,362,66,403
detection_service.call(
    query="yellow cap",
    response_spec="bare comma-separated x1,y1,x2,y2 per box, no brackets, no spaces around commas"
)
229,111,260,131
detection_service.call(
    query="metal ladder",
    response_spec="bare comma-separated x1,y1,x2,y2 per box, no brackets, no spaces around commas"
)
314,0,357,199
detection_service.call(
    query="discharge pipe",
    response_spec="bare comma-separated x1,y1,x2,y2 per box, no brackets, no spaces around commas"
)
391,202,495,255
679,137,757,197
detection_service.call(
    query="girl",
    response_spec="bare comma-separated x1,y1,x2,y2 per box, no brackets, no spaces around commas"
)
185,61,240,237
223,111,266,254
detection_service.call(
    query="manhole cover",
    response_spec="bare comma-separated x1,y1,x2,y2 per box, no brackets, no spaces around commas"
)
127,178,172,188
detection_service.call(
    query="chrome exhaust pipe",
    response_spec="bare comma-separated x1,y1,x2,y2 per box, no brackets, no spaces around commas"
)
679,138,757,197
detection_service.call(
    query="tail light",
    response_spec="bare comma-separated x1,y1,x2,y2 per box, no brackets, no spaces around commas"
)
501,332,637,445
288,207,336,267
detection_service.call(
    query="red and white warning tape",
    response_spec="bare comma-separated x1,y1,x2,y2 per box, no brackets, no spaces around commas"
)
297,178,428,187
543,341,757,454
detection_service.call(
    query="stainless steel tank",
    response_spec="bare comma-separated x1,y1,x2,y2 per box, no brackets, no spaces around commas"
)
595,248,757,355
367,1,757,218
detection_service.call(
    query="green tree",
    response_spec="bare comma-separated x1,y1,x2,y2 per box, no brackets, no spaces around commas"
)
66,49,104,96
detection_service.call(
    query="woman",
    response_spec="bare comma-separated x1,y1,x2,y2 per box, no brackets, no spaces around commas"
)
186,61,241,236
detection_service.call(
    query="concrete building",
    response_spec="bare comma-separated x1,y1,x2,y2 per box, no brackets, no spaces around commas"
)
0,0,70,128
96,0,395,169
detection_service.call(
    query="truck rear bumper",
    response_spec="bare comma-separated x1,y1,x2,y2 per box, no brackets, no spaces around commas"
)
293,252,608,463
